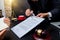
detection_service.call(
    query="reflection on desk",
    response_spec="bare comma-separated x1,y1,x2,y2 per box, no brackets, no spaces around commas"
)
51,22,60,29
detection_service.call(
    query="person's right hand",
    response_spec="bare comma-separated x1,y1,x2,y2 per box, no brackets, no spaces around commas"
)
37,13,49,18
25,9,33,16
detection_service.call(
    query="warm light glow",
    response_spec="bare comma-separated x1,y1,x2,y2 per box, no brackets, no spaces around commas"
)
4,0,13,17
12,0,17,7
37,29,42,33
9,0,12,4
5,0,13,4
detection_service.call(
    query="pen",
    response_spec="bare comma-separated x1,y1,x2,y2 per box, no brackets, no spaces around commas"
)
30,11,35,16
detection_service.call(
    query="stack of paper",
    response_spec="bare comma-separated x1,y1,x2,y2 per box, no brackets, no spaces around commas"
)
11,16,45,38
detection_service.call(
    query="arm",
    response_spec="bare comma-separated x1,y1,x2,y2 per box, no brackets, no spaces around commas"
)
37,0,60,21
0,18,10,40
49,0,60,20
0,29,7,40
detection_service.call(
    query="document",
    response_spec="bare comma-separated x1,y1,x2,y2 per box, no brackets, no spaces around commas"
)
11,16,45,38
0,17,8,31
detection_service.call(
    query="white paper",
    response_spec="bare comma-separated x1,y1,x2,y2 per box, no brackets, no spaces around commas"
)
0,17,8,31
11,16,45,38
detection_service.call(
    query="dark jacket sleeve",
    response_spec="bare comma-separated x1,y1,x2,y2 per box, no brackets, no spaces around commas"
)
50,0,60,21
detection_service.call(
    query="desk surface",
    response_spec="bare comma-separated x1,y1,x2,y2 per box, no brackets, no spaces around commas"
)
4,21,60,40
51,22,60,29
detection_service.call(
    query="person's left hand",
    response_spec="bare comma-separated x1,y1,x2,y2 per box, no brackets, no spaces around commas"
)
37,13,49,18
4,18,10,26
0,18,10,40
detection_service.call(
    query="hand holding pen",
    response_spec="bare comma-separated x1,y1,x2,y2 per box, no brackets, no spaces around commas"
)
25,9,35,16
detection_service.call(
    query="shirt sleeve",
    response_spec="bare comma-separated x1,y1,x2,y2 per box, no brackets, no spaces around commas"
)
48,12,52,17
48,12,52,20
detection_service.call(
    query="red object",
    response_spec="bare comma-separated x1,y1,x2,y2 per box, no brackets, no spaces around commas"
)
17,15,26,21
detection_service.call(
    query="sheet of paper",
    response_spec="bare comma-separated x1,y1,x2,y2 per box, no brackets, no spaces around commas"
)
0,17,8,31
11,16,45,38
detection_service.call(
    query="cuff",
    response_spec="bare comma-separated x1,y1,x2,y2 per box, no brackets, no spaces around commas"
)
48,12,52,20
48,12,52,17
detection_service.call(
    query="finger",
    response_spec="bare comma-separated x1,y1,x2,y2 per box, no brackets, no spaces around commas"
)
37,14,41,17
0,29,6,36
4,18,10,21
4,18,10,23
0,29,7,40
4,18,10,26
4,21,10,26
40,15,44,18
30,10,33,13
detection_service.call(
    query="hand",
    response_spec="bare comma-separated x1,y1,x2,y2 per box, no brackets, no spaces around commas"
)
4,18,10,26
25,9,33,16
0,29,7,40
0,18,10,40
37,13,49,18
